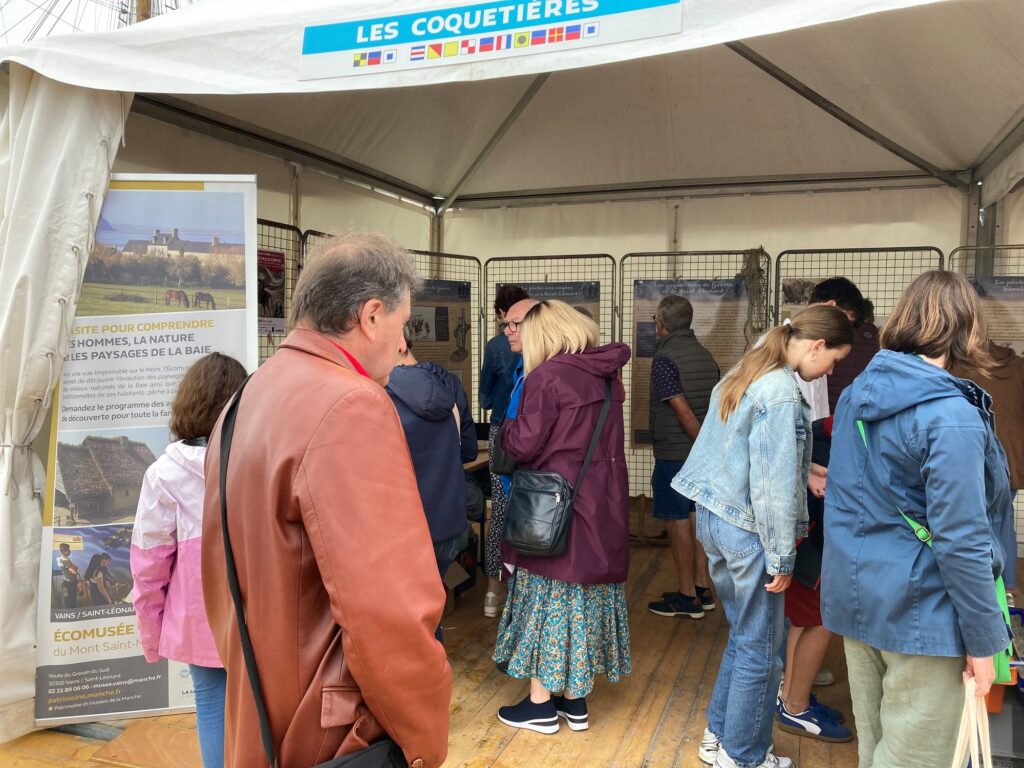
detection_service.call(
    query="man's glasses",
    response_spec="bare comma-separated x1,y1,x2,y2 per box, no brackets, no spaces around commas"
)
501,320,523,332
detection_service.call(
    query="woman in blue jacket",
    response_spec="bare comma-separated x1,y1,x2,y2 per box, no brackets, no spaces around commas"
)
823,270,1013,768
673,304,853,768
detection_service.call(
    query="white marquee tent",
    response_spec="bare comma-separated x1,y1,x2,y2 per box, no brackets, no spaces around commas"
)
2,0,1023,738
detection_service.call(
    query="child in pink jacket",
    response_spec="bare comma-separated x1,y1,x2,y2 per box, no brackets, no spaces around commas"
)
131,353,246,768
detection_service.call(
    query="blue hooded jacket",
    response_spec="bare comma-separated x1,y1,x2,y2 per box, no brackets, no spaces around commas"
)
387,362,476,543
822,350,1013,658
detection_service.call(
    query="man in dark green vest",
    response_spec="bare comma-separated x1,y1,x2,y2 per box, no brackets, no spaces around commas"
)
646,295,720,619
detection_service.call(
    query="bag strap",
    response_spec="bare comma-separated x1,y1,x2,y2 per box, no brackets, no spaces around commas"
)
856,419,934,547
573,378,613,496
217,373,280,768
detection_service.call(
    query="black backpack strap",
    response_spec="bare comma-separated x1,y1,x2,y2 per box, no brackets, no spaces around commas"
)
218,373,279,768
574,377,613,495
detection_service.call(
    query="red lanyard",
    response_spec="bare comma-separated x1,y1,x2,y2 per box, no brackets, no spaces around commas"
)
329,341,370,379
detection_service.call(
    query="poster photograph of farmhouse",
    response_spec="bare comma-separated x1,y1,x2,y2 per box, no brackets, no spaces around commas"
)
52,426,169,527
81,189,246,317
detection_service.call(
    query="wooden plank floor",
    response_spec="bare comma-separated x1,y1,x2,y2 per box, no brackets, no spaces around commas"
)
4,542,922,767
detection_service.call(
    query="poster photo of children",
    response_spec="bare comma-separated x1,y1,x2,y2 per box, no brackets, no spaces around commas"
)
49,526,135,622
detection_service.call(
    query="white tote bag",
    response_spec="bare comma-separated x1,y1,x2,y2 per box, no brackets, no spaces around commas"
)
950,677,993,768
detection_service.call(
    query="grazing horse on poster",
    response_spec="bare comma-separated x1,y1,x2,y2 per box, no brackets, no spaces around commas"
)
193,291,217,310
165,289,190,307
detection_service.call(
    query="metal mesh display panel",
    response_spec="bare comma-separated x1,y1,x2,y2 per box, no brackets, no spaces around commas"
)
950,244,1024,558
410,250,484,419
256,219,302,364
301,231,485,418
774,247,944,325
482,255,617,343
619,250,772,541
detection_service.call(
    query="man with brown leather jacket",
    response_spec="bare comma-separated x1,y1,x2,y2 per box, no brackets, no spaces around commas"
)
202,233,452,768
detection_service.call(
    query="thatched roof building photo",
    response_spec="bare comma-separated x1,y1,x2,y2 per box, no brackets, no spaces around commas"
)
56,435,156,521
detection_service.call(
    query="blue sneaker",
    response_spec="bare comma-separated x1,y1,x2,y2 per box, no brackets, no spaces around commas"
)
552,695,588,731
649,591,704,618
809,693,845,724
696,586,716,611
497,696,559,734
777,698,853,742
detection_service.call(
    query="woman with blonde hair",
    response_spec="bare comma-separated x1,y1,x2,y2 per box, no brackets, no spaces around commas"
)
822,270,1013,768
131,352,247,768
494,300,632,734
673,303,853,768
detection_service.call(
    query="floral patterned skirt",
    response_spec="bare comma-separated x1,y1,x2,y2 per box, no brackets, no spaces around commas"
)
492,567,631,698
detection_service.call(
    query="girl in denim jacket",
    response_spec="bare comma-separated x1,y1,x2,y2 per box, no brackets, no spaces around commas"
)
673,304,853,768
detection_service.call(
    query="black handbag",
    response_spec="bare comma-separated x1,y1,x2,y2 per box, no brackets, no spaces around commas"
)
503,378,612,557
218,376,406,768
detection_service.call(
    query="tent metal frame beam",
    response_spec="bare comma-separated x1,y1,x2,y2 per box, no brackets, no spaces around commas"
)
974,108,1024,181
435,73,549,217
132,95,437,205
726,42,968,192
451,170,944,209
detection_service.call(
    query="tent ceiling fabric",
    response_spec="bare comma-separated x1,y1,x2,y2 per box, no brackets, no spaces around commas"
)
0,0,948,95
2,0,1023,202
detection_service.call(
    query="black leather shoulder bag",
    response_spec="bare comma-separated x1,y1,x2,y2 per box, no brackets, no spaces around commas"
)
218,376,406,768
503,377,612,557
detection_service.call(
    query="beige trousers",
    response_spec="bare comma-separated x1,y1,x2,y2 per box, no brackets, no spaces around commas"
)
844,636,967,768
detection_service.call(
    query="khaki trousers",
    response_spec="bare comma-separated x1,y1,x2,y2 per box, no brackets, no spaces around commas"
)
844,637,967,768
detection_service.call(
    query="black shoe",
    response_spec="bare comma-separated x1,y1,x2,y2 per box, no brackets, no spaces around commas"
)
649,591,704,618
695,586,716,611
552,695,589,731
497,696,560,734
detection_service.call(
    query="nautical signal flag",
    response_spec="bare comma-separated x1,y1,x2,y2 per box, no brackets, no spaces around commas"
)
460,38,476,54
584,22,600,37
353,49,395,67
427,43,443,59
565,24,582,40
531,29,547,45
410,45,426,61
444,41,459,57
548,27,564,43
514,30,530,48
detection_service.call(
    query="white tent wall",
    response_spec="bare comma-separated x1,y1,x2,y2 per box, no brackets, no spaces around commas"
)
0,63,126,742
1003,187,1024,245
446,185,966,265
115,114,294,223
299,170,430,250
114,114,431,248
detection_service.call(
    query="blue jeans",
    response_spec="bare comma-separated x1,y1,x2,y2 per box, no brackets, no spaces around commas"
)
433,532,465,642
188,664,227,768
696,505,785,768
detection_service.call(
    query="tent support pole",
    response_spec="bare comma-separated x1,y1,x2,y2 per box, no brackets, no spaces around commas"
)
436,73,550,216
430,211,444,253
725,42,967,191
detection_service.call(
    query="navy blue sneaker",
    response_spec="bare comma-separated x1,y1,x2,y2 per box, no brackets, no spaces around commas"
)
696,586,716,611
497,696,559,734
552,695,588,731
776,698,853,742
809,693,844,724
776,691,845,725
649,592,704,618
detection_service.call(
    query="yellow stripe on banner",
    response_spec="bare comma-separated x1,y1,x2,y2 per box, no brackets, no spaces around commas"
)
43,384,60,527
109,181,205,191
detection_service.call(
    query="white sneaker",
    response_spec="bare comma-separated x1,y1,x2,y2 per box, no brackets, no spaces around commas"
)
483,591,505,618
814,668,835,687
713,745,793,768
698,728,720,764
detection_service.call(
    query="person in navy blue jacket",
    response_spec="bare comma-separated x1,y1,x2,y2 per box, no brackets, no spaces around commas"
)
387,340,477,581
823,270,1013,768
